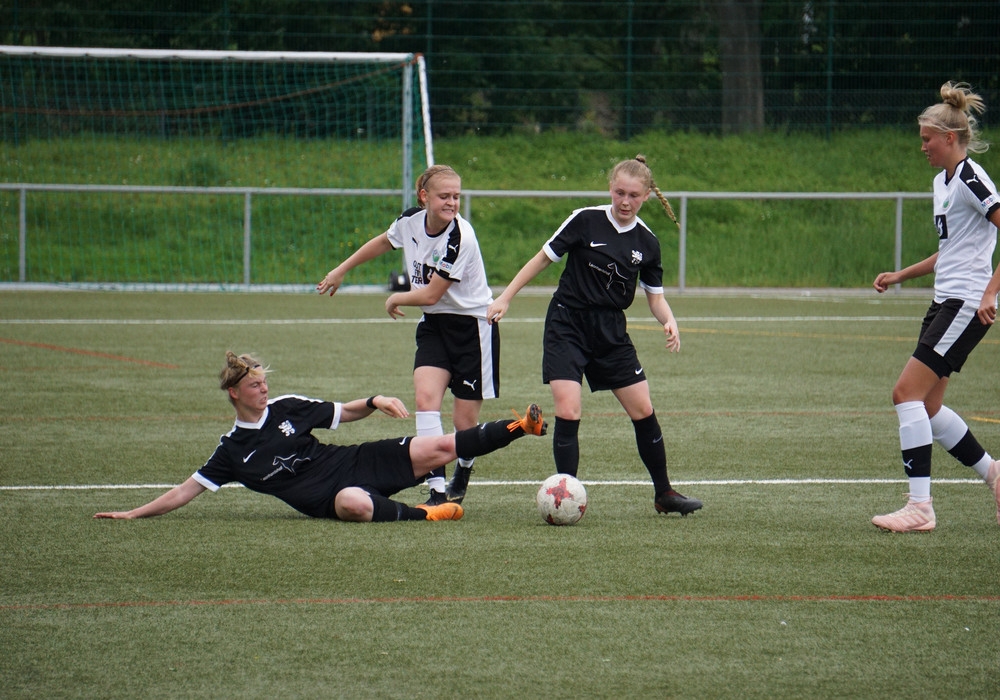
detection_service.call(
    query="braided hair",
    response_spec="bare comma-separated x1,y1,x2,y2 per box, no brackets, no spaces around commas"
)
609,155,679,228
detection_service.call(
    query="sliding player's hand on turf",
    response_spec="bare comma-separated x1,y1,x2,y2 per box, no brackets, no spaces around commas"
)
93,511,135,519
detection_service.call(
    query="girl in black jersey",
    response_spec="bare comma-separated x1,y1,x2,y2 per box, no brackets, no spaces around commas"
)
488,156,702,517
94,352,546,523
870,82,1000,533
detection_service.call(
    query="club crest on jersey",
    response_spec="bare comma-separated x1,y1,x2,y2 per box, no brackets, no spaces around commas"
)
631,250,643,265
279,420,295,436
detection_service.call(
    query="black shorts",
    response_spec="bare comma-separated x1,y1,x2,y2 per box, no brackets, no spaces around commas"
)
325,437,420,517
414,312,500,400
542,299,646,392
912,298,991,378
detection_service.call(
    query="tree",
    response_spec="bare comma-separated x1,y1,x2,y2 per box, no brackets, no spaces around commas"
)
713,0,764,133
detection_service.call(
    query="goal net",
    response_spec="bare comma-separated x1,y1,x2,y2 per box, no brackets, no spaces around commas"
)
0,46,433,289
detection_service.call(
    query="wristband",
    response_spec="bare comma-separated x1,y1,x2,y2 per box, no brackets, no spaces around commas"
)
366,396,377,409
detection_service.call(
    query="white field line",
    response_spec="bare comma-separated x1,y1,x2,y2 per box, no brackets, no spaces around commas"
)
0,478,983,491
0,316,916,325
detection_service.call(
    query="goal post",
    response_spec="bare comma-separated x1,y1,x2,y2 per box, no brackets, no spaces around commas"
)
0,46,433,288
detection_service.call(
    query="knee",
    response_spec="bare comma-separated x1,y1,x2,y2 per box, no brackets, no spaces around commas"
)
334,488,374,522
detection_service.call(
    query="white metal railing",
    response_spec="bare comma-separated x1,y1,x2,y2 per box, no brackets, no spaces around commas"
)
2,183,931,291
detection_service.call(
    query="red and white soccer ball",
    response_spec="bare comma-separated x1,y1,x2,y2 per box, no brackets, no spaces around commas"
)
536,474,587,526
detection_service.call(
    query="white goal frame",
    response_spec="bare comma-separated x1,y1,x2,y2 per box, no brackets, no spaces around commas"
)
0,45,435,207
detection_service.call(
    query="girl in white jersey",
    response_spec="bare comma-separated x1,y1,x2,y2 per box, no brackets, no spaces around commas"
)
317,165,498,505
488,155,702,518
871,82,1000,533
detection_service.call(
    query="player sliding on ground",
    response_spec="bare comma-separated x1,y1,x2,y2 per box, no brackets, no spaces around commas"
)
94,351,547,523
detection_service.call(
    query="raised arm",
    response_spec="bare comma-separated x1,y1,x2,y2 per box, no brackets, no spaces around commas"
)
317,232,394,296
487,250,553,323
93,476,207,520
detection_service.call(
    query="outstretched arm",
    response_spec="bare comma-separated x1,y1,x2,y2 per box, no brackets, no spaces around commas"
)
317,232,394,296
339,395,410,423
873,252,938,293
487,250,552,323
94,477,207,519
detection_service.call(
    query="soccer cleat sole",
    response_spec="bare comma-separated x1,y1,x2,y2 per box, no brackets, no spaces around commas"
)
510,403,548,436
416,502,464,521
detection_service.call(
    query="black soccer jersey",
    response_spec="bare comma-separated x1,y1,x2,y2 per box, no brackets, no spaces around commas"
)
193,395,345,518
543,205,664,311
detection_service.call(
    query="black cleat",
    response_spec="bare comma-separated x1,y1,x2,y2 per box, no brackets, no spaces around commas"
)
655,490,703,516
424,489,447,506
446,465,474,504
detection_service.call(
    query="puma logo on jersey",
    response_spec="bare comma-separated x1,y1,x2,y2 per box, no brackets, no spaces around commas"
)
448,244,459,252
965,174,981,185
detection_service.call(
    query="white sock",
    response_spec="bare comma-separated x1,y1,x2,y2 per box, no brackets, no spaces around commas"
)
930,405,993,478
457,457,475,470
416,411,446,492
896,401,932,502
972,455,992,480
929,405,966,449
908,478,932,503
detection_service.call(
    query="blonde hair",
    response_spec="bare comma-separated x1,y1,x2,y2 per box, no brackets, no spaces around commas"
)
609,154,679,228
415,164,461,208
918,82,989,154
219,351,268,393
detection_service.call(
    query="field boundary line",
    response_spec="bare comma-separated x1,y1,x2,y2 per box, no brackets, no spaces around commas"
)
0,478,983,491
0,315,921,325
4,592,998,612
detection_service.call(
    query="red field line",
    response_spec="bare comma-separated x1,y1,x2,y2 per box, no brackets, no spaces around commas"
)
4,593,998,612
0,337,179,368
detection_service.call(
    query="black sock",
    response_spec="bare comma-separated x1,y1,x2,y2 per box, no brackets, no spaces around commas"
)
948,430,988,468
552,417,580,477
454,418,522,458
633,412,670,494
369,493,426,521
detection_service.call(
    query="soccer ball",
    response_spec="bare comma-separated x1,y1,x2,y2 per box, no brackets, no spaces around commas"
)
536,474,587,526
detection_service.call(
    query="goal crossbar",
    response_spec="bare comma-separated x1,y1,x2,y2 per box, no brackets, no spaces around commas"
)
0,45,418,65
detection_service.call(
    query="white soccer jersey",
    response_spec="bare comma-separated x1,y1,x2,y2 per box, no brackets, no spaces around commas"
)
386,208,493,317
932,157,1000,304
